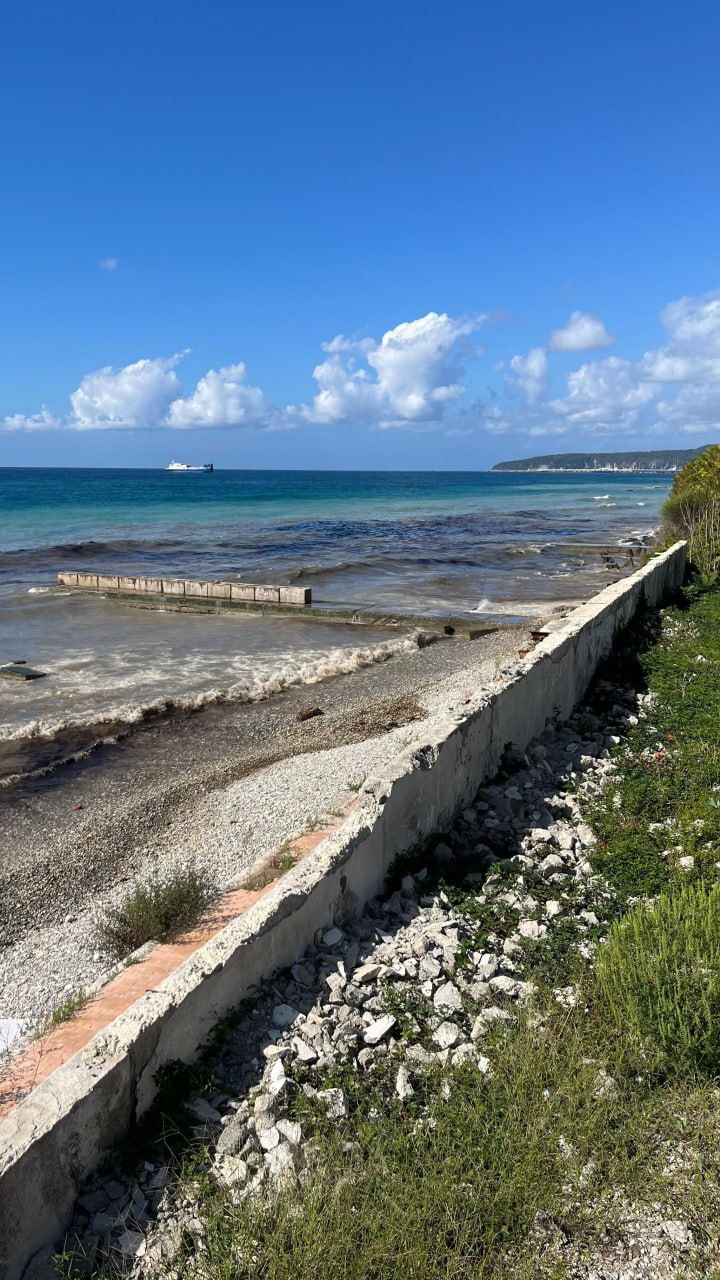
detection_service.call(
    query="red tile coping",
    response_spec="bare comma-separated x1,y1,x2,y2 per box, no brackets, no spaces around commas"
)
0,810,352,1118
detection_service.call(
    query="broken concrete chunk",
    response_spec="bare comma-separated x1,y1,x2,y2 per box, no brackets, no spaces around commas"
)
0,663,46,681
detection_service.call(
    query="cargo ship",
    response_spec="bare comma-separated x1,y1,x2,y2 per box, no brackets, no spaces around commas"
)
165,461,214,472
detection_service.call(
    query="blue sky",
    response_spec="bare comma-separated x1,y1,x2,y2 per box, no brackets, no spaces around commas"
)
2,0,720,469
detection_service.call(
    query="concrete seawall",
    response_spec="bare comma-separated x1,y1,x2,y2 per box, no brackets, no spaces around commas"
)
57,572,312,607
2,544,686,1278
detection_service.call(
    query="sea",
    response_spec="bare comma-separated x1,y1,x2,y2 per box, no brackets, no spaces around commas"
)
0,467,671,784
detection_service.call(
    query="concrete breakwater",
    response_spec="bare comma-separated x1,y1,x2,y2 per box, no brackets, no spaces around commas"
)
1,543,687,1279
57,572,312,607
55,571,500,634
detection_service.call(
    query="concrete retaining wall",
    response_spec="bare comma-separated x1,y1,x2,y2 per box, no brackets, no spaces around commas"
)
57,572,312,607
2,544,686,1278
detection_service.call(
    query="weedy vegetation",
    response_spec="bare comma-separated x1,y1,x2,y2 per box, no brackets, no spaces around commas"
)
241,843,297,891
98,867,215,957
596,882,720,1081
39,989,89,1035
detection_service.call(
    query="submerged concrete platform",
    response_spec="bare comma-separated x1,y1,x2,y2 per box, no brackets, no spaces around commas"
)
56,571,503,636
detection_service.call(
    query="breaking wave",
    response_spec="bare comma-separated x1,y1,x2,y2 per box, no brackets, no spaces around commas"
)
0,632,419,787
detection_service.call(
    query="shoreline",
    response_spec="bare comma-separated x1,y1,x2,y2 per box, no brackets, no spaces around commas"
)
491,467,677,474
0,546,647,790
0,621,532,1029
0,517,664,1034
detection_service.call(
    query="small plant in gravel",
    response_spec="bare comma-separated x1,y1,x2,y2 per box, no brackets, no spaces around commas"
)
241,844,297,891
380,980,435,1047
518,916,588,988
40,989,88,1033
98,868,215,958
596,882,720,1080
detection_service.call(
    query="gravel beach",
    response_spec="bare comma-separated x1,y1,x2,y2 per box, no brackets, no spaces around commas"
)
0,621,534,1028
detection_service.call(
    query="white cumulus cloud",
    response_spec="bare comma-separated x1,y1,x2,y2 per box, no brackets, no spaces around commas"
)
549,310,613,352
168,363,268,428
660,292,720,348
507,347,548,405
299,311,485,426
0,407,63,432
531,291,720,438
638,350,720,383
99,257,119,272
656,382,720,432
7,290,720,444
637,292,720,386
70,354,186,429
550,356,654,426
2,352,273,432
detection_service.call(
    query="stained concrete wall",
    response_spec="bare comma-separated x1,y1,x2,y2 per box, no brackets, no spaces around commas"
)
2,544,686,1279
57,573,311,606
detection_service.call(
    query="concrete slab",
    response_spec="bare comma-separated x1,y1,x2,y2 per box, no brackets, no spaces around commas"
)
0,665,45,682
279,586,311,605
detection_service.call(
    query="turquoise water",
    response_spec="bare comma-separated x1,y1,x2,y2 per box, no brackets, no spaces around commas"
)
0,467,669,557
0,466,670,614
0,468,670,781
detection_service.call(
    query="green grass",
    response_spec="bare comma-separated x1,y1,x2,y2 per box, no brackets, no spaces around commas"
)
596,883,720,1080
590,589,720,900
157,1005,720,1280
164,1020,604,1280
98,867,215,958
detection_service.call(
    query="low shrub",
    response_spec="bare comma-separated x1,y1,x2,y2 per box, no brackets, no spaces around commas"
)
662,445,720,583
98,867,215,957
595,883,720,1079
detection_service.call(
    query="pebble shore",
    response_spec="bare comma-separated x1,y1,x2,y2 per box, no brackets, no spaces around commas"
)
0,626,527,1029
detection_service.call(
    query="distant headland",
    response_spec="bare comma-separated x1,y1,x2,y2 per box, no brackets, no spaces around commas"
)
491,446,710,474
